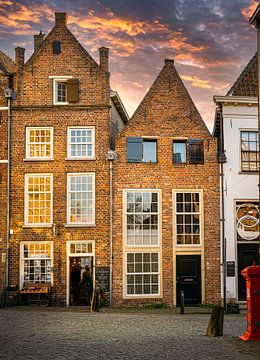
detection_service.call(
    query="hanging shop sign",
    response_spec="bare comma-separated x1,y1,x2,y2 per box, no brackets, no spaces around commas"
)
236,203,259,240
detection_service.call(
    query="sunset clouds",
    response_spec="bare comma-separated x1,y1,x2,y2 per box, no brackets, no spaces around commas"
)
0,0,258,129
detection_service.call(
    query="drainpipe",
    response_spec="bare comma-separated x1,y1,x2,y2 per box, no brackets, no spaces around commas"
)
4,85,15,289
107,149,117,306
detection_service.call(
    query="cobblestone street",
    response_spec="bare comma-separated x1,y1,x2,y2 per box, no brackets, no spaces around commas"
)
0,307,260,359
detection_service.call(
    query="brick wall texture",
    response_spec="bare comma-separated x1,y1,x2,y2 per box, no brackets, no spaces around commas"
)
0,14,221,307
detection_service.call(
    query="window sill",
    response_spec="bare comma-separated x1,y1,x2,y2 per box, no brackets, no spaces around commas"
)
23,225,52,228
53,102,69,106
65,157,96,161
24,158,54,162
123,294,162,299
239,171,258,175
65,224,96,228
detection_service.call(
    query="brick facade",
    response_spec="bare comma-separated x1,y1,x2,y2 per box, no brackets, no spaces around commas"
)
112,60,221,306
0,13,220,307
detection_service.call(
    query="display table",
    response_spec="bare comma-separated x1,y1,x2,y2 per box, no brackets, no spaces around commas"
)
20,283,51,306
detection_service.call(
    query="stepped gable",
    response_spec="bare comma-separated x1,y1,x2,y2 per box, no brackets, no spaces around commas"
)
227,53,257,97
130,59,210,136
0,50,15,74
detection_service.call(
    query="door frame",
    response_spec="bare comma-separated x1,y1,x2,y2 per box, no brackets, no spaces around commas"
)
66,240,95,307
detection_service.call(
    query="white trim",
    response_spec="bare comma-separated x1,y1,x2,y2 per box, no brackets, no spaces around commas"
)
25,127,54,160
172,189,203,247
20,241,54,289
0,160,8,164
24,173,53,226
66,240,95,307
67,172,95,226
122,189,162,299
214,95,258,104
0,107,8,110
52,77,72,105
67,126,95,160
49,76,73,79
239,129,258,173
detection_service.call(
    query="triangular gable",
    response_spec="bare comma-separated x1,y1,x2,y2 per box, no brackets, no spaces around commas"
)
129,60,210,136
227,53,257,97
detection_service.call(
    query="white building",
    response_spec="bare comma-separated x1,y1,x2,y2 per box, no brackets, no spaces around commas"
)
213,53,259,306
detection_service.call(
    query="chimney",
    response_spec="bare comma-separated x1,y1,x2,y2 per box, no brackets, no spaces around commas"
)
15,47,25,96
165,59,174,65
55,12,67,27
15,47,25,72
34,31,45,52
99,47,109,72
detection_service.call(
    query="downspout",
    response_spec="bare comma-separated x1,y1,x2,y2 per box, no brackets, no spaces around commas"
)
107,149,117,306
218,107,227,310
5,83,14,289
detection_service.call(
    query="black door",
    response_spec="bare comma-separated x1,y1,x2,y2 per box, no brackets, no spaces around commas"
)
176,255,201,306
238,244,259,301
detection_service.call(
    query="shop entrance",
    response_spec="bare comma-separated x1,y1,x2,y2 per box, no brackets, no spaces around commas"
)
70,257,93,306
176,255,201,306
66,241,95,307
237,244,259,301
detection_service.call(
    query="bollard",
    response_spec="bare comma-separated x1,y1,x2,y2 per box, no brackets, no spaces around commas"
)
180,291,185,314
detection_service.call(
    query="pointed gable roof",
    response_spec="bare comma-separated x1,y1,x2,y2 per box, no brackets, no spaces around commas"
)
130,59,210,135
227,53,257,97
0,50,15,74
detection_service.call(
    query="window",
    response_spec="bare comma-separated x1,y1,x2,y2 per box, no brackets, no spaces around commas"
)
26,127,53,160
53,78,79,105
173,141,186,164
126,191,159,246
21,242,53,287
67,173,95,225
126,137,157,163
241,131,259,171
25,174,52,226
174,191,201,245
68,127,95,159
126,252,159,295
172,139,204,164
53,41,61,54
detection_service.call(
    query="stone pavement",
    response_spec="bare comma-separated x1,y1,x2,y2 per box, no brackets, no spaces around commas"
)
0,307,260,359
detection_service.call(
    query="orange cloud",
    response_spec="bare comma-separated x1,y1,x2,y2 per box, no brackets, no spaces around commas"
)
181,75,212,89
242,1,259,20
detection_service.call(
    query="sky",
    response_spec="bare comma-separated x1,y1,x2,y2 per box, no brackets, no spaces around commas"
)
0,0,259,130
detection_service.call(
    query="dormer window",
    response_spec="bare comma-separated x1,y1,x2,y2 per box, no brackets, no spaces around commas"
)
51,76,79,105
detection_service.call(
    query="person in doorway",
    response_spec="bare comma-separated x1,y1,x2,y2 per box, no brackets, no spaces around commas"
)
80,266,93,305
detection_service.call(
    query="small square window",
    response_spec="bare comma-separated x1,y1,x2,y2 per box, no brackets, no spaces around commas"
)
173,141,186,164
143,140,157,163
126,137,157,163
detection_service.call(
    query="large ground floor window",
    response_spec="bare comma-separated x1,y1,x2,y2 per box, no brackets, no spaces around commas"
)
21,242,53,287
126,252,159,296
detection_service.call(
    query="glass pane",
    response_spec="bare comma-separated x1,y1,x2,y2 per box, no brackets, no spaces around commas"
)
173,142,186,163
143,140,157,163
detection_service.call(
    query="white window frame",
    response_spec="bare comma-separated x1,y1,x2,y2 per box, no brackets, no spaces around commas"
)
25,127,53,160
173,189,202,247
240,128,259,172
67,126,95,160
67,173,95,226
123,189,162,299
24,174,53,227
50,76,72,105
125,251,160,297
20,241,53,289
124,189,161,248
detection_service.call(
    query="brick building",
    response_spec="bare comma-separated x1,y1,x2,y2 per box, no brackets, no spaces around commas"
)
0,13,128,306
0,12,221,308
112,60,220,306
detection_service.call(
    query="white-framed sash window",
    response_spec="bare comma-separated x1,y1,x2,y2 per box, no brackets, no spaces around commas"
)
67,127,95,159
24,174,53,226
67,173,95,225
26,127,53,160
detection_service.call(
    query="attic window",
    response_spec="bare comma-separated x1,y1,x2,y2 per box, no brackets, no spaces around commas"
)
126,137,157,163
173,139,204,164
52,77,79,105
53,41,61,54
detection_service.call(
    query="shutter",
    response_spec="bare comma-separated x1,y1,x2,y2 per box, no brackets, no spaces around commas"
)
53,41,61,54
67,79,79,103
126,137,142,162
188,139,204,164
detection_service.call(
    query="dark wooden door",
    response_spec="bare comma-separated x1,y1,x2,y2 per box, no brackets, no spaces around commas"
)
176,255,201,306
238,244,259,301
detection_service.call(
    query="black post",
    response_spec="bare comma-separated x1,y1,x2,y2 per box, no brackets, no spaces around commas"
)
180,290,185,314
